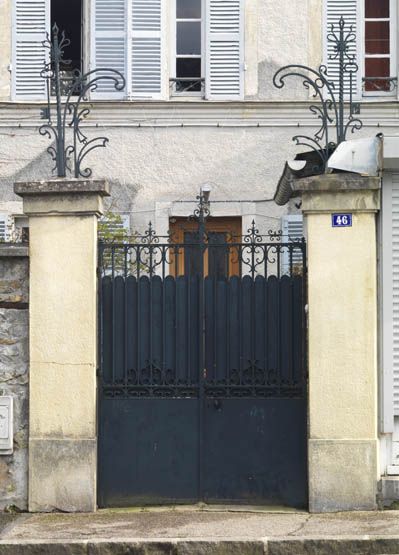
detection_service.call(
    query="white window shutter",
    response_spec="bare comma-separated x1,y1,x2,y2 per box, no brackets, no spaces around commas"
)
12,0,50,100
130,0,164,99
91,0,127,99
0,214,13,242
281,215,304,275
324,0,361,100
205,0,244,100
388,175,399,417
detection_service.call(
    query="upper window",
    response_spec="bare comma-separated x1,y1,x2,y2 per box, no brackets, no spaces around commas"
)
172,0,204,96
51,0,82,94
11,0,244,102
324,0,397,100
364,0,396,94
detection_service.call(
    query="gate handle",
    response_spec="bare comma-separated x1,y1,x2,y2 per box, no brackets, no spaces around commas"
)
214,399,222,410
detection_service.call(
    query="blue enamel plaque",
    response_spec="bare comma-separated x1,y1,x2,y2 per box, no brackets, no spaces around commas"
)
332,214,352,228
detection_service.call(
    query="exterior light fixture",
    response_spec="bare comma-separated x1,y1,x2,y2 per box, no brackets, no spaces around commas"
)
201,184,212,204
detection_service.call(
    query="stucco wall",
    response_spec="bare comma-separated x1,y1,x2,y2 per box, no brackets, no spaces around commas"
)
0,122,307,231
0,246,29,512
0,115,392,231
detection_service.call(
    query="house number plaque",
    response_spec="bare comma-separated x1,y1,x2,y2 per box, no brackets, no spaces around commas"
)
332,214,353,228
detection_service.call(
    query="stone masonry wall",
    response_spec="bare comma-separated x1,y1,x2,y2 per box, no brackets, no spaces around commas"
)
0,245,29,511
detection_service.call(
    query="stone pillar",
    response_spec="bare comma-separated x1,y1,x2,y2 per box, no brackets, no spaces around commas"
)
14,179,109,513
297,174,380,513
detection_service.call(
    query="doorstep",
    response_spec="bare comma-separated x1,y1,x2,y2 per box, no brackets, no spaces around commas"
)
2,509,399,554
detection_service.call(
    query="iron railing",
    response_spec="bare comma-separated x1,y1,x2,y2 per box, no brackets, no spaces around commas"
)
169,77,205,96
99,220,307,400
362,76,398,93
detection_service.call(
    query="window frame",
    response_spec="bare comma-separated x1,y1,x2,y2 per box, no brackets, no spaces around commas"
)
361,0,397,98
170,0,205,98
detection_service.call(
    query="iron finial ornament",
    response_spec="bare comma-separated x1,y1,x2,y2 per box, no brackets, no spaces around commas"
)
188,187,211,243
39,23,126,179
273,16,363,170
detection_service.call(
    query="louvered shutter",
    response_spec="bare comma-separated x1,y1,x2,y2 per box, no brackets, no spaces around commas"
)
130,0,163,99
12,0,49,100
0,214,12,242
91,0,127,99
205,0,244,100
386,175,399,417
281,215,304,275
324,0,361,100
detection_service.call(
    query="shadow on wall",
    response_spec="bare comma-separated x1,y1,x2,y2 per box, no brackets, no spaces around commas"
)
1,145,54,203
1,140,141,212
256,59,311,102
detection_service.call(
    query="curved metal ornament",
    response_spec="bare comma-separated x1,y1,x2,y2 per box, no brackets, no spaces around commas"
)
40,24,126,178
273,16,363,170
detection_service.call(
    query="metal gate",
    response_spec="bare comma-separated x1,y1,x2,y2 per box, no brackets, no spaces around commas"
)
98,200,308,508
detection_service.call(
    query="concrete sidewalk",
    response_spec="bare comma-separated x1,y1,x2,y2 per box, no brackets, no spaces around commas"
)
1,506,399,554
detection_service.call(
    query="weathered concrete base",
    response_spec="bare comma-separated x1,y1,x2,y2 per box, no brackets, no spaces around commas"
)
3,510,399,554
309,439,378,512
381,476,399,507
2,539,399,555
28,439,97,513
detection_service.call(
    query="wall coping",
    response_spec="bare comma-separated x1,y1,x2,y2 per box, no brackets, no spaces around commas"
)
14,179,110,197
0,244,29,257
293,173,381,194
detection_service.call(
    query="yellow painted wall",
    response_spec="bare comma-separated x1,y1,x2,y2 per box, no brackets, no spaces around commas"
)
29,215,98,439
307,212,378,441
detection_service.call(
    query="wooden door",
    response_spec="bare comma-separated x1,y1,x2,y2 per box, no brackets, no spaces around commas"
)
169,217,242,278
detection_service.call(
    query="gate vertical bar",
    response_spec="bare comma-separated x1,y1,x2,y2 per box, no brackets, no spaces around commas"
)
198,210,205,501
302,239,308,396
194,189,209,501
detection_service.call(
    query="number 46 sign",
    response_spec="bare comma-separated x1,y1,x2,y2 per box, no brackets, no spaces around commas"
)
332,214,352,228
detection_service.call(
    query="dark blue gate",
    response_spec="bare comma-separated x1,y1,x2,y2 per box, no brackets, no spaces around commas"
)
98,215,307,508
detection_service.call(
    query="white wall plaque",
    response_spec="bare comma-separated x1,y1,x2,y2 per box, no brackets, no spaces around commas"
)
0,397,13,455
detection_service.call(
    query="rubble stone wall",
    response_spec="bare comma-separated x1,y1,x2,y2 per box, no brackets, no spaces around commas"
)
0,245,29,511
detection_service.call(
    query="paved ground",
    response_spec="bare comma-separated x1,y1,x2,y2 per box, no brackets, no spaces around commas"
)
2,507,399,553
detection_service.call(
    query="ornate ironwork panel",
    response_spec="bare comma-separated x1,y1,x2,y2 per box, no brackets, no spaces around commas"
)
39,24,126,179
273,16,363,171
99,220,307,400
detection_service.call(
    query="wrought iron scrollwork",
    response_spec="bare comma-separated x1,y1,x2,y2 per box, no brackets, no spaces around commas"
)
362,76,398,93
273,16,363,170
39,23,126,178
169,77,205,95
